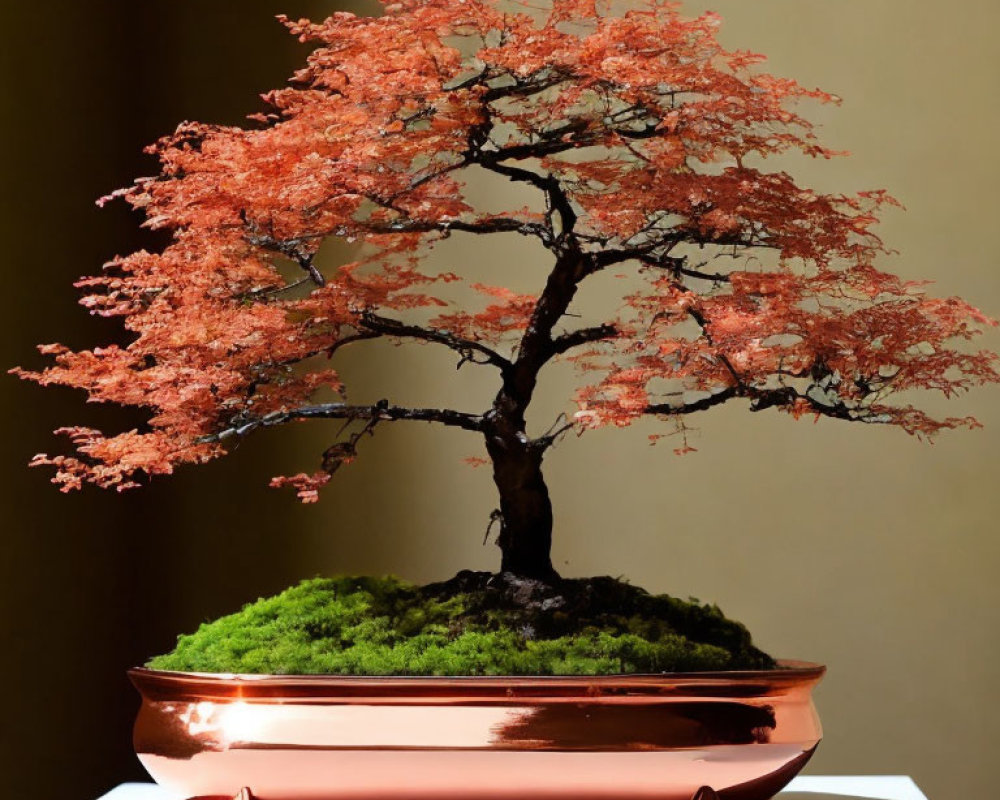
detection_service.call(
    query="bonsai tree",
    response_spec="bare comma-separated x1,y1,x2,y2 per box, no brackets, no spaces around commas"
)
15,0,998,591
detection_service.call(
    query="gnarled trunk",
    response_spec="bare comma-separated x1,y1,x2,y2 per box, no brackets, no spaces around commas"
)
480,249,586,582
485,432,557,581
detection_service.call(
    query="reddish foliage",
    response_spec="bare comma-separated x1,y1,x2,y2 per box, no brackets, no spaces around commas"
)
269,472,333,504
14,0,998,501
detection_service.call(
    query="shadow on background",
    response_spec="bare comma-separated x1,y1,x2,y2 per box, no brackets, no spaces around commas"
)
0,3,367,799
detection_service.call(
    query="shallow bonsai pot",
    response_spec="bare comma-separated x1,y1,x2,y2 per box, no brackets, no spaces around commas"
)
129,660,824,800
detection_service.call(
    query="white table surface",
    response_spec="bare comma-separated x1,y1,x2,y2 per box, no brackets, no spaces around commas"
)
97,776,928,800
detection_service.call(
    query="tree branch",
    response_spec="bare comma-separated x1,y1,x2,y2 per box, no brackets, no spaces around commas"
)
684,304,745,388
484,137,584,164
243,229,326,285
746,386,857,421
206,400,485,442
481,71,570,103
530,416,577,450
587,225,777,274
590,242,664,268
478,157,578,241
677,264,732,283
614,122,662,140
638,254,732,283
363,216,550,242
549,323,618,356
645,387,740,415
642,273,746,390
643,384,871,425
326,331,380,358
359,311,512,371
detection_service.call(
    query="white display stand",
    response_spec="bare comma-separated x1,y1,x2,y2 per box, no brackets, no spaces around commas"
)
97,776,929,800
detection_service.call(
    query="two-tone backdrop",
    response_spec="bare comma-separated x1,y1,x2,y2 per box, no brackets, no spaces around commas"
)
3,2,997,799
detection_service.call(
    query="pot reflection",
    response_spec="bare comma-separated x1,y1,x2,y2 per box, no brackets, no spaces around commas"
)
130,661,824,800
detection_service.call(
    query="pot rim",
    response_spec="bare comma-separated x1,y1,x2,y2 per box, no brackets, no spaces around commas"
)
129,659,824,699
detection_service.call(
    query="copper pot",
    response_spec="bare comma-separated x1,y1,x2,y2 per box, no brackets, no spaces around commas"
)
130,660,824,800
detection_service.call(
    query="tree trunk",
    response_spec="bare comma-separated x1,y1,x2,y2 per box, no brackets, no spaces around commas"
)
485,433,557,581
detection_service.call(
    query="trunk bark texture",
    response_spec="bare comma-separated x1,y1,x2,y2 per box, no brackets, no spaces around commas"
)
485,433,556,581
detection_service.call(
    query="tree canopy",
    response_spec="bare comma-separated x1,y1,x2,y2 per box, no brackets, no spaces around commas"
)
16,0,998,528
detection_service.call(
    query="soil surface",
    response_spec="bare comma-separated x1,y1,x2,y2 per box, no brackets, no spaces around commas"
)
148,572,775,675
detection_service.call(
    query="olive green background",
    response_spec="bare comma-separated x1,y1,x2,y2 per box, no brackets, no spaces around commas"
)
2,2,997,799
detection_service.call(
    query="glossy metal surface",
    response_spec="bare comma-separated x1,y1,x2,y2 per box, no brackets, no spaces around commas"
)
130,661,825,800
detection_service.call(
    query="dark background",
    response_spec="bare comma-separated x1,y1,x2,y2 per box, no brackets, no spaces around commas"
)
3,3,999,800
1,4,351,798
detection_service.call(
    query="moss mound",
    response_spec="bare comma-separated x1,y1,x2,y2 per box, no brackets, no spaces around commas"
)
148,572,775,675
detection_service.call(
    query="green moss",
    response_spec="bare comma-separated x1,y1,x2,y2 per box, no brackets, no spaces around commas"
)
148,573,774,675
